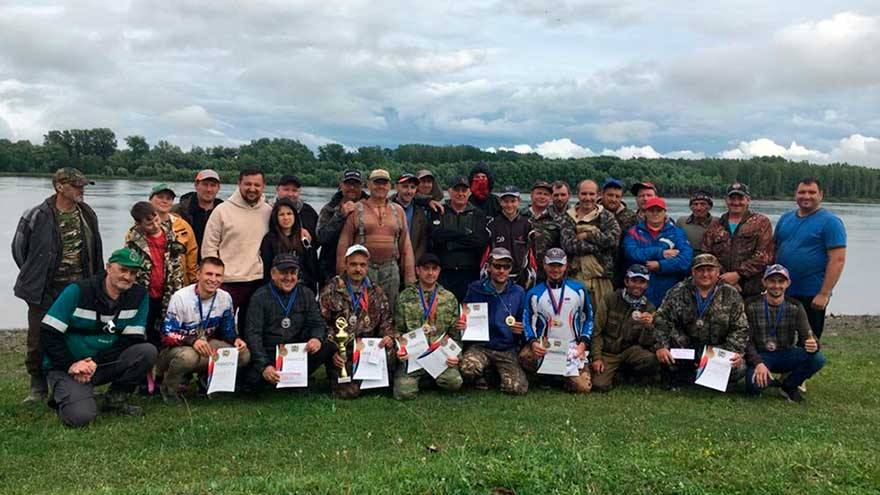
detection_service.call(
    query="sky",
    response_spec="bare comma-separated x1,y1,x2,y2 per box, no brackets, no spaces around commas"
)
1,0,879,167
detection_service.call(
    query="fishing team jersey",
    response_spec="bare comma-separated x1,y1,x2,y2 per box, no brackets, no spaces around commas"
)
523,278,593,344
162,283,236,347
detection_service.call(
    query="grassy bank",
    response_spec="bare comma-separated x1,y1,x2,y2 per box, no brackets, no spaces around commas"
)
1,316,878,494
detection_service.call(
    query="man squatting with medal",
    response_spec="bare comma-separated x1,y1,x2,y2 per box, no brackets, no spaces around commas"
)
242,253,331,391
158,256,250,404
520,248,594,393
460,247,529,395
653,253,749,389
743,264,825,403
590,264,660,392
319,244,395,399
393,253,464,400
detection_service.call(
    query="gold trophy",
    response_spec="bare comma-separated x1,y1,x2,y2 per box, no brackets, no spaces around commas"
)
334,316,351,379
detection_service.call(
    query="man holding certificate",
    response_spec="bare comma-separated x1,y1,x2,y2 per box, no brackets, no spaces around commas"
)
393,253,464,400
520,248,593,393
460,248,528,395
319,245,395,399
590,264,659,392
242,254,330,391
158,257,250,403
743,264,825,403
653,254,749,390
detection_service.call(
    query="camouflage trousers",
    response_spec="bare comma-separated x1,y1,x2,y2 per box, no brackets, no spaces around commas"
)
368,260,401,311
591,346,659,392
393,365,462,400
519,346,592,394
460,345,528,395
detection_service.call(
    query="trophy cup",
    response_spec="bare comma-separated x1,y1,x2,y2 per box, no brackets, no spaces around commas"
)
334,316,351,379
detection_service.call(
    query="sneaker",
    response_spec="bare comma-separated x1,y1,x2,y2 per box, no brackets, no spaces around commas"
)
474,378,489,391
780,386,804,403
798,381,808,393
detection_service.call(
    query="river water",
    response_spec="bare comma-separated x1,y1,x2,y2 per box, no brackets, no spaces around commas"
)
1,176,878,327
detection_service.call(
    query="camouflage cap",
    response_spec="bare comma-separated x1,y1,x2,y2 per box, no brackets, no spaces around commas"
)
108,247,145,270
692,253,721,269
52,168,94,187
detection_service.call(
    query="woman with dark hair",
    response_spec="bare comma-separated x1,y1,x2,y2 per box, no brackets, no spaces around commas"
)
260,197,319,293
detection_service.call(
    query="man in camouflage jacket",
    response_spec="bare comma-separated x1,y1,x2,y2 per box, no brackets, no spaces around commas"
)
319,245,395,398
653,254,749,388
393,253,464,400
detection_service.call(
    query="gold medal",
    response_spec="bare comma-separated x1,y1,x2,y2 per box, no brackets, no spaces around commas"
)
505,315,516,326
553,318,562,327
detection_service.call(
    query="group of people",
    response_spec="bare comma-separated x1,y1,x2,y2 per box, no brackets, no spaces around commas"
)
12,163,846,427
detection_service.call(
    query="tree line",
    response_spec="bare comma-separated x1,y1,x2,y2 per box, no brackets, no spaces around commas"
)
2,128,879,201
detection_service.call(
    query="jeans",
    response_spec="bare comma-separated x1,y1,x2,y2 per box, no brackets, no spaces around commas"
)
746,347,826,393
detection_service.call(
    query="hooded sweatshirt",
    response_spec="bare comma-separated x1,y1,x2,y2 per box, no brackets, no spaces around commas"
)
200,189,272,282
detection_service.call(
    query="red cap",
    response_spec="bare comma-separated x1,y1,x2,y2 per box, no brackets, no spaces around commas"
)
644,197,667,210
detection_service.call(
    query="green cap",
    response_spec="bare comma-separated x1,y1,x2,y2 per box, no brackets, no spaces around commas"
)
108,248,145,270
52,168,94,187
149,183,176,199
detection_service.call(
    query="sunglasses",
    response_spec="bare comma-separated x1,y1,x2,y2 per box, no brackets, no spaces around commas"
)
491,263,512,271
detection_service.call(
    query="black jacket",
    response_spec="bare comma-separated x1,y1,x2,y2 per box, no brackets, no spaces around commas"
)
487,212,531,278
427,201,490,271
173,191,223,248
259,233,320,294
12,195,103,306
244,283,326,371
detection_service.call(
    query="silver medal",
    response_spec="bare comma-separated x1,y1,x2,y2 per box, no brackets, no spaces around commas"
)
696,319,704,329
631,310,641,320
349,315,358,327
281,317,291,329
766,340,777,352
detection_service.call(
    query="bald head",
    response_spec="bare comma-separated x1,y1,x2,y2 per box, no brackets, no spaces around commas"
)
577,179,599,211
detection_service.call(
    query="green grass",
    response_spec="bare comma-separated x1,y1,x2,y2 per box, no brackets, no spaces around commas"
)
1,323,878,495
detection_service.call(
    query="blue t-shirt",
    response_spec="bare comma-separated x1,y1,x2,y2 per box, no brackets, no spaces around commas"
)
775,208,846,297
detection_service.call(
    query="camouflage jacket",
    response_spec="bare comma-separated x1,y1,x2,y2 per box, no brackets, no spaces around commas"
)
522,207,571,278
564,205,621,279
125,224,186,331
591,289,656,359
319,275,394,351
394,284,461,345
701,210,775,297
653,278,749,354
610,202,639,234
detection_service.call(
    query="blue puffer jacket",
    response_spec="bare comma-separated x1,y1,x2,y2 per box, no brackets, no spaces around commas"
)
623,220,693,307
463,278,526,352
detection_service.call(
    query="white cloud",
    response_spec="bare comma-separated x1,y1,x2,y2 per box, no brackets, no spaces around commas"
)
535,138,595,158
664,150,706,159
719,138,830,162
602,145,662,159
592,120,658,143
830,134,880,167
162,105,215,129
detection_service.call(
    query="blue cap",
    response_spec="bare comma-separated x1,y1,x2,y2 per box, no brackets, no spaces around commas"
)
499,185,520,198
602,178,624,190
763,264,791,280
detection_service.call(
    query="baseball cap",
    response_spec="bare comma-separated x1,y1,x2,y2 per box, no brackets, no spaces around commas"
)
489,247,514,262
689,190,714,207
644,197,667,210
532,180,553,193
149,183,176,199
630,181,657,196
447,175,469,189
195,169,220,182
499,186,520,198
416,253,441,267
345,244,370,258
369,169,391,182
692,253,721,269
52,168,94,187
272,253,300,271
278,175,302,187
544,247,567,265
416,169,434,180
108,247,145,270
625,264,650,281
763,264,791,280
726,182,751,197
341,170,363,183
602,178,624,190
397,173,419,185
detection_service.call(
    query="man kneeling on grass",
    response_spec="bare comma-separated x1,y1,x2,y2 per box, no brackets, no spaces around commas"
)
460,248,529,395
242,253,330,391
590,264,660,392
41,248,157,427
158,256,250,404
393,253,464,400
744,264,826,403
